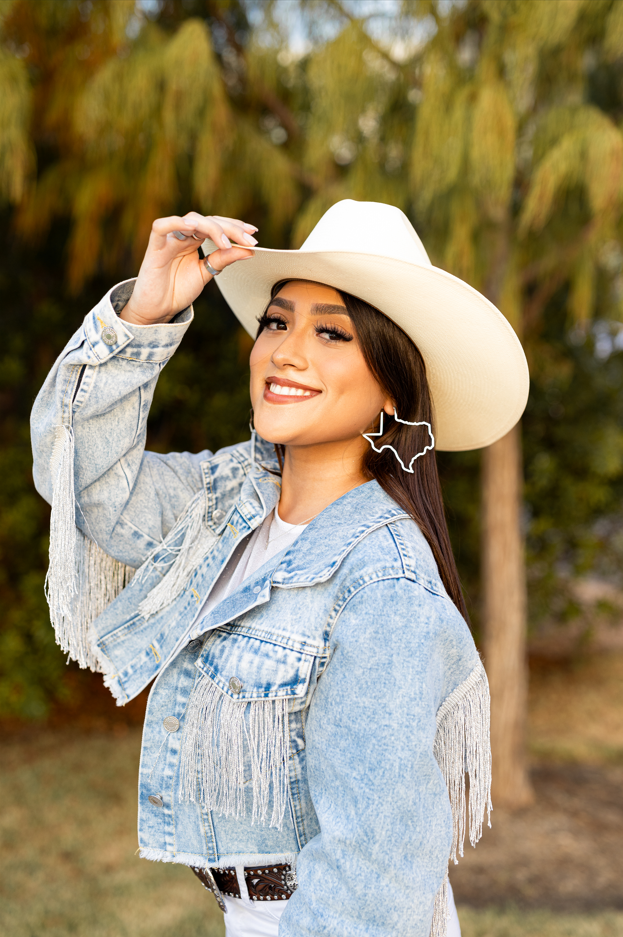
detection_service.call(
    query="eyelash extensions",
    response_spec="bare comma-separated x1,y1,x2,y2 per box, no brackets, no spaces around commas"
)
256,313,353,343
314,321,353,342
256,312,286,331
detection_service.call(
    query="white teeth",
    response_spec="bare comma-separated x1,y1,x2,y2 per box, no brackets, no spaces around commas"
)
269,383,313,397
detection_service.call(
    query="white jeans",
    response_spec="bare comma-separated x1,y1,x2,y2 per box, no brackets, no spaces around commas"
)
222,883,462,936
223,895,286,937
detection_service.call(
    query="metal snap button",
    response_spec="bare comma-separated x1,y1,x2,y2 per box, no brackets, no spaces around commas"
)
229,676,243,694
148,794,164,807
187,639,202,652
163,716,180,733
253,585,261,594
213,509,225,523
101,326,118,346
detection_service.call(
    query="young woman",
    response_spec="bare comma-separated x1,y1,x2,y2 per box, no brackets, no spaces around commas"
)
31,200,528,937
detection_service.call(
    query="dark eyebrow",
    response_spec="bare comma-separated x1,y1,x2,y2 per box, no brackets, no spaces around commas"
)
269,297,349,316
269,297,295,312
311,303,349,317
270,296,348,316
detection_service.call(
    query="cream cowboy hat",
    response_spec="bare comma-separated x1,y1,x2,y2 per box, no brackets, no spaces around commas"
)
202,199,529,451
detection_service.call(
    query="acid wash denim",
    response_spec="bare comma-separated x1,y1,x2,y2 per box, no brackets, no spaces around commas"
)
31,281,490,937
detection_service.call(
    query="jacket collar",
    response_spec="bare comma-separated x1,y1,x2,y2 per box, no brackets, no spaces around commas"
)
207,433,441,590
270,480,411,586
246,434,413,577
201,432,281,532
195,463,446,642
251,431,282,473
246,436,442,589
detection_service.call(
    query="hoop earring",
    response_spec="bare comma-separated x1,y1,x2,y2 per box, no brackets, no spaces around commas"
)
249,408,255,433
362,408,435,474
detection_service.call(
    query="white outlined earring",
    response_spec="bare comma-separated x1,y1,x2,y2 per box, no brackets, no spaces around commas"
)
362,408,435,474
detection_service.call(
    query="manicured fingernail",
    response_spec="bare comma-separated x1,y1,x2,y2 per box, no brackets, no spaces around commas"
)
243,234,258,245
247,225,258,233
221,235,232,248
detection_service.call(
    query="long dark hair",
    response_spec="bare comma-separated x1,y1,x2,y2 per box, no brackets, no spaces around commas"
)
257,282,468,621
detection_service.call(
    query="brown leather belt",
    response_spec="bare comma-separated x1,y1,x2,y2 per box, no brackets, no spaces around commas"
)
191,863,298,912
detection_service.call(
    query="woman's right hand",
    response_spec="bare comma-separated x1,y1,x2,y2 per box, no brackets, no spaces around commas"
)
120,212,258,325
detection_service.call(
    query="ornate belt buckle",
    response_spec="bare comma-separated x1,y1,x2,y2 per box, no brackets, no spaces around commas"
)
285,867,298,892
202,867,227,913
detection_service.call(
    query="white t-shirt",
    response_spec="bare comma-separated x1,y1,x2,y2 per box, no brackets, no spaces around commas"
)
190,505,308,638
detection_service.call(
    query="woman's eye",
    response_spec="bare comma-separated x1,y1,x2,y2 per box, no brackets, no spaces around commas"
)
259,313,287,331
315,324,353,343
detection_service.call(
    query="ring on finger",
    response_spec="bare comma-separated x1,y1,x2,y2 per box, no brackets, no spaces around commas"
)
204,255,221,277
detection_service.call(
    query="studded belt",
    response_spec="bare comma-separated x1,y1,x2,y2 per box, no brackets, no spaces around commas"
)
191,863,298,912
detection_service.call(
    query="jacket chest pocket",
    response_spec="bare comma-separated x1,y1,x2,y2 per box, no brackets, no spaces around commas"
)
180,628,318,828
195,627,316,707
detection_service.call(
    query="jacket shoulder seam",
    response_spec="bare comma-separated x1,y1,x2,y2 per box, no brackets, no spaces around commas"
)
386,519,446,597
325,568,412,644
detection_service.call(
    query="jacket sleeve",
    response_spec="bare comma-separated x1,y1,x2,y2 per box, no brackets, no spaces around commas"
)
30,280,210,568
279,577,455,937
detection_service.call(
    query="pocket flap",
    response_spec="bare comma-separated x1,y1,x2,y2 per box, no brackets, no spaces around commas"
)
196,629,315,701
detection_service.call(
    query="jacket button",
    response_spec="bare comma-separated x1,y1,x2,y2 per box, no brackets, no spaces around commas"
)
101,326,118,346
213,509,225,523
187,639,202,652
229,676,243,694
163,716,180,733
253,585,261,594
148,794,164,807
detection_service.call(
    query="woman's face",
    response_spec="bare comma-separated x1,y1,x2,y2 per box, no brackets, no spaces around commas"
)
249,280,392,448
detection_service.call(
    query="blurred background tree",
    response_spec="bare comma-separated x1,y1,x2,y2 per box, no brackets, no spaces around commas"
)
410,0,623,807
3,0,623,810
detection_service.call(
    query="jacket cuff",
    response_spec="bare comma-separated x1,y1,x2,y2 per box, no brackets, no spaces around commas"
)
83,279,194,364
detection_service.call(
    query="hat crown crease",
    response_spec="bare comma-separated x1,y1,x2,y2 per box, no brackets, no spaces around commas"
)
300,200,432,268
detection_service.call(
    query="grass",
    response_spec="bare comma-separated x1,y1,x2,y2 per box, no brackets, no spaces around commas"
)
0,728,225,937
459,908,623,937
528,652,623,764
2,712,623,936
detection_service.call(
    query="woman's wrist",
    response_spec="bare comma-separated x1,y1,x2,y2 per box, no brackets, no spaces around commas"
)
119,298,176,325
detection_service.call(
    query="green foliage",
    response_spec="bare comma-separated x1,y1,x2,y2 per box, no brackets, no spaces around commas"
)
524,311,623,625
0,48,31,202
0,219,81,717
4,0,623,716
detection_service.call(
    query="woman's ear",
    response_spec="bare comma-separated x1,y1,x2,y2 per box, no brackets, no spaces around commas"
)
383,399,395,417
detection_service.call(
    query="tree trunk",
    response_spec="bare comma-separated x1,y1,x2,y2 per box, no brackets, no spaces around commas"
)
481,424,534,808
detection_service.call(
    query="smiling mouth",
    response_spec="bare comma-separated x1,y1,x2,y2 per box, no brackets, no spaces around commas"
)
268,382,314,397
263,377,321,403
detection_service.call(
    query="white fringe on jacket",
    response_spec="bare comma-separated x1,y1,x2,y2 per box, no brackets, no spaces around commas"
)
45,425,216,669
430,661,492,937
45,425,134,671
179,674,290,831
135,491,215,620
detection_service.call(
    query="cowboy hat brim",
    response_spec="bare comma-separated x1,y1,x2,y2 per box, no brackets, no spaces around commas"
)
201,240,529,452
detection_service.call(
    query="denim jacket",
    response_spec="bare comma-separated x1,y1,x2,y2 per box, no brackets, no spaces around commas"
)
31,281,491,937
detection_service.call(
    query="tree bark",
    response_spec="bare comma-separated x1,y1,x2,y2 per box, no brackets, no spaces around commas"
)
481,424,534,808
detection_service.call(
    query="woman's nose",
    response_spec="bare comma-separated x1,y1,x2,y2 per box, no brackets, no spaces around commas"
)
270,327,308,370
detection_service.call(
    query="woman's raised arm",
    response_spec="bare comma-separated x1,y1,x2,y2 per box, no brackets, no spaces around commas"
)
31,212,256,569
